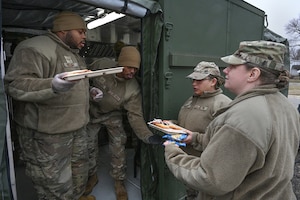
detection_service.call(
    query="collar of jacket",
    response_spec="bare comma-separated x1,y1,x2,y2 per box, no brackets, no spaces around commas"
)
215,84,278,116
46,31,80,54
193,88,223,98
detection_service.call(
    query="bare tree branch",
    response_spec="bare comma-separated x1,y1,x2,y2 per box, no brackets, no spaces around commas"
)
286,18,300,35
285,15,300,61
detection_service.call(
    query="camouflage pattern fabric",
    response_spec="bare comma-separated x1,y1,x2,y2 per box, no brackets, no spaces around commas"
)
187,61,225,85
221,40,286,71
86,122,101,176
88,112,127,180
16,125,88,200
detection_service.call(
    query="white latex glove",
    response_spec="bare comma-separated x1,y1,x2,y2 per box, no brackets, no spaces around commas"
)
52,72,76,93
90,87,103,101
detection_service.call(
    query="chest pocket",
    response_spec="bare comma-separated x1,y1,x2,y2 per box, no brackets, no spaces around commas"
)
63,55,79,68
182,101,208,111
193,105,208,111
98,76,122,102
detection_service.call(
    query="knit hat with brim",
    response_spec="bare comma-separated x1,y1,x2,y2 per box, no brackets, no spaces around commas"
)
52,11,86,32
118,46,141,69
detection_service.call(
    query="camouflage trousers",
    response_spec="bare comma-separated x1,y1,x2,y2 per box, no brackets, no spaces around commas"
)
16,125,89,200
86,122,100,176
87,113,127,180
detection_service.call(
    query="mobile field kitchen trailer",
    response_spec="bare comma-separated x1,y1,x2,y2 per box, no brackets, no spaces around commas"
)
0,0,290,199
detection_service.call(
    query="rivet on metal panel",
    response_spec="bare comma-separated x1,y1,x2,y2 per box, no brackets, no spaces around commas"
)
164,71,173,89
165,22,173,41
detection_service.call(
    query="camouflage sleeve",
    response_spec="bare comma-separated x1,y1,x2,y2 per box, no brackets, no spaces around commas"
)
4,48,57,102
123,92,153,142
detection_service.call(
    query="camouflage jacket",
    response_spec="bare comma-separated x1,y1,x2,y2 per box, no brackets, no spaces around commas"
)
4,31,89,134
165,85,300,200
178,88,231,133
89,74,153,142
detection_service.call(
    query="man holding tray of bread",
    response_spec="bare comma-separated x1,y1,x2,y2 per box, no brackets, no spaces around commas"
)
4,11,96,200
86,46,163,199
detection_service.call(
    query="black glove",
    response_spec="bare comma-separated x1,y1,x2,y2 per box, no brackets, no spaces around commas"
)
147,134,165,145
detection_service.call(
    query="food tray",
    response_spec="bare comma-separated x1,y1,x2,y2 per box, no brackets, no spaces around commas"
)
63,67,124,81
148,119,188,135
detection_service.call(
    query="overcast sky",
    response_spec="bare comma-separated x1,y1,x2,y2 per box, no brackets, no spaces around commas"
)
243,0,300,39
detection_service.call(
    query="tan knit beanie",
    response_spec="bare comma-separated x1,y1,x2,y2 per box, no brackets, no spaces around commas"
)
52,11,86,32
117,46,141,69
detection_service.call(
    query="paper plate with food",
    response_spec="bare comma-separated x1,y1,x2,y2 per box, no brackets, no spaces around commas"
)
148,118,188,135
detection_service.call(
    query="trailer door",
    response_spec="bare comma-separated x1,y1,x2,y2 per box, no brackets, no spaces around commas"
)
140,0,265,199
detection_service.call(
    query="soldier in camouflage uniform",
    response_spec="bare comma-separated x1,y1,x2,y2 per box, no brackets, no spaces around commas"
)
86,46,162,200
177,61,231,200
164,41,300,200
4,11,96,200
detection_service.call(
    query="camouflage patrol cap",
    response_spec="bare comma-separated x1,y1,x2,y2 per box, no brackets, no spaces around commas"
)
221,40,286,71
187,61,222,80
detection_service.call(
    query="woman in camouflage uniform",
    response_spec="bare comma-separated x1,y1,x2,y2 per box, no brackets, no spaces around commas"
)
164,40,300,200
177,61,231,199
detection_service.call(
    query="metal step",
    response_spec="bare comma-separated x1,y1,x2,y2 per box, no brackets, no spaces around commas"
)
15,145,141,200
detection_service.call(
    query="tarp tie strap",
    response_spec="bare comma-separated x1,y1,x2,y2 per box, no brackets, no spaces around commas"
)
121,0,128,13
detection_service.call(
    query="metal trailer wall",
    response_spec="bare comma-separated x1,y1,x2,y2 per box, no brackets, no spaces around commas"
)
140,0,265,199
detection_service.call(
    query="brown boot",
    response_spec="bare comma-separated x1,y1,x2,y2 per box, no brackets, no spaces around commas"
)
114,180,128,200
84,173,99,195
78,195,96,200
